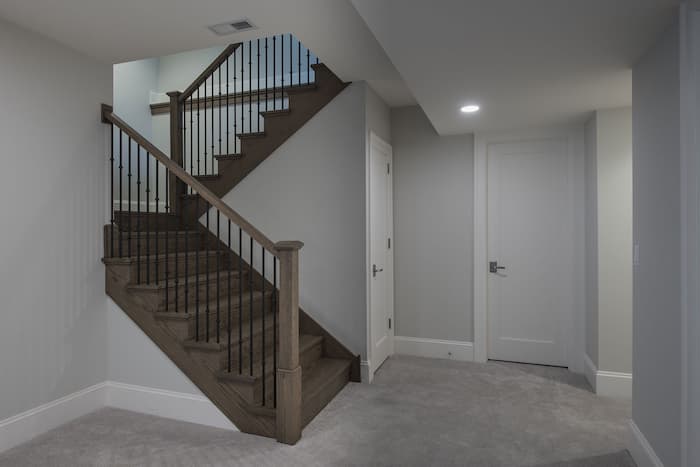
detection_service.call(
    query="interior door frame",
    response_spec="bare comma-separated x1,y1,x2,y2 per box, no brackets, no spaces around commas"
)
473,126,585,372
365,131,395,383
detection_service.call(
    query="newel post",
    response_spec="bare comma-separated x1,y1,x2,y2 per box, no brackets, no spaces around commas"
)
167,91,184,215
275,240,304,444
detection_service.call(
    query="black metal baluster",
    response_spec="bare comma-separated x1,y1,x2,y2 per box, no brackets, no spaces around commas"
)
226,57,229,155
164,164,169,312
241,42,245,145
136,146,141,284
248,41,252,133
174,173,179,314
128,137,133,257
205,203,210,342
218,65,222,160
211,70,215,173
204,77,208,176
234,50,238,154
238,228,243,374
273,257,277,408
195,195,200,341
298,38,301,85
257,39,260,132
273,36,277,111
197,89,201,177
261,247,266,405
190,98,194,191
145,152,150,283
307,47,310,84
249,237,254,376
227,219,232,372
155,158,159,284
281,35,284,112
216,211,221,343
265,38,268,114
184,191,189,315
110,124,115,257
289,34,292,91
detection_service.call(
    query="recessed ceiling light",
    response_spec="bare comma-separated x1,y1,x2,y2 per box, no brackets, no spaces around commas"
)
461,105,480,114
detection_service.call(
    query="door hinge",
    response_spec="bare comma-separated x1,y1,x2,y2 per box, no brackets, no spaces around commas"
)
387,163,390,174
388,318,392,329
388,237,391,249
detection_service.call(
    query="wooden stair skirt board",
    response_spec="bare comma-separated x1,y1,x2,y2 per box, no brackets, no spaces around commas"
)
103,213,359,442
179,64,349,223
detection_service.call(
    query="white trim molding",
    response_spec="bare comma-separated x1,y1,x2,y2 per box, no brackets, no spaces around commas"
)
361,360,372,383
394,336,474,362
0,382,107,453
628,420,665,467
584,354,632,399
0,381,237,454
105,382,236,431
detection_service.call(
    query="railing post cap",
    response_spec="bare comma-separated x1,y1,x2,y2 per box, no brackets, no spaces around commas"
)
275,241,304,251
166,91,182,97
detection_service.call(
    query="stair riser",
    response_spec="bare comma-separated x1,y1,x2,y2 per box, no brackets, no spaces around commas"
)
110,232,204,257
219,338,324,407
188,329,277,373
132,251,231,284
114,212,180,232
191,305,274,341
164,273,249,310
127,272,248,313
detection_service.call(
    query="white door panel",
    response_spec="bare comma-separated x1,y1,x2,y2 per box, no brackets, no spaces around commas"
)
370,134,393,373
487,139,573,366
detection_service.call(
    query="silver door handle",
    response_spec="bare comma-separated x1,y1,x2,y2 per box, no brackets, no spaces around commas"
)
372,264,384,277
489,261,506,273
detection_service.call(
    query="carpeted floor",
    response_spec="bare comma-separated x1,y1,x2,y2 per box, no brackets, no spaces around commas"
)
0,356,634,467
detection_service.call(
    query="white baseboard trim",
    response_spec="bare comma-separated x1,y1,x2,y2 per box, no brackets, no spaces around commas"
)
582,354,632,399
0,380,238,454
584,353,598,391
596,369,632,399
360,360,372,383
628,420,665,467
105,381,237,431
394,336,474,362
0,382,107,454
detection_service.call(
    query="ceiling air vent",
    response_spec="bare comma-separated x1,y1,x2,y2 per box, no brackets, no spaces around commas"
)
208,19,257,36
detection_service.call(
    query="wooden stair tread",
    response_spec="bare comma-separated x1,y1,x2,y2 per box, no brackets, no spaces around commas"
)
260,109,291,118
238,131,266,140
155,290,270,320
103,249,224,264
214,153,245,161
126,268,244,291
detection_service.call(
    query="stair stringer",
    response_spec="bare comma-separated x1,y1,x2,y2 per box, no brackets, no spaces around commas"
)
104,263,276,437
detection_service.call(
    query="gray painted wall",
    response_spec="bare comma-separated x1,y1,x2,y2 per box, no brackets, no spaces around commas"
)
632,19,681,467
584,108,633,375
113,58,158,139
220,82,368,357
596,108,633,374
391,106,474,342
0,18,111,420
584,116,599,366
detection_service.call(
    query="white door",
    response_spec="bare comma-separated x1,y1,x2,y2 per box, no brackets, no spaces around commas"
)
369,133,393,373
487,139,573,366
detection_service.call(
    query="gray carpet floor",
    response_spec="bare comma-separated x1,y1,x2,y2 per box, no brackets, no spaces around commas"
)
0,356,634,467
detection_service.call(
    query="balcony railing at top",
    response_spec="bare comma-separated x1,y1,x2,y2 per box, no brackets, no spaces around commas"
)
167,35,319,182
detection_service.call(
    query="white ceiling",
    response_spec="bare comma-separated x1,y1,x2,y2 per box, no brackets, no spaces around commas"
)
351,0,679,134
0,0,415,106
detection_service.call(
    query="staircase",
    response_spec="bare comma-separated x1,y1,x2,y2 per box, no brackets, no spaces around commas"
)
101,36,358,444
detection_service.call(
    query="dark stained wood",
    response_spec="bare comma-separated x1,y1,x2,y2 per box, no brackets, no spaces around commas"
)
179,43,240,102
151,83,318,115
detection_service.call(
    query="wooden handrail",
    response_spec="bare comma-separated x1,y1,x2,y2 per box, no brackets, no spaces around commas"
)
101,104,279,255
179,43,240,103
